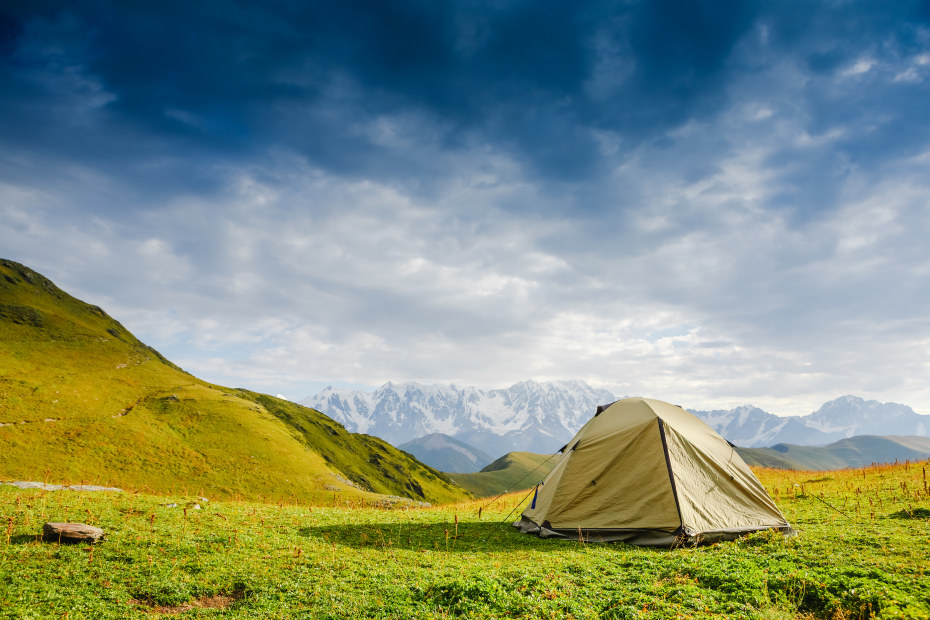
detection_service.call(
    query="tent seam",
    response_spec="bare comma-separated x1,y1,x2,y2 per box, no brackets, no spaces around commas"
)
657,418,685,535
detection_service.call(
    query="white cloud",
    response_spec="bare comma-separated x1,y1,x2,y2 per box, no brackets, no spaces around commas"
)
893,52,930,83
842,57,875,76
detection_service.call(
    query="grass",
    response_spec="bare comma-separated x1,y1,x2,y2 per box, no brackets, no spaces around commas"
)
2,460,928,619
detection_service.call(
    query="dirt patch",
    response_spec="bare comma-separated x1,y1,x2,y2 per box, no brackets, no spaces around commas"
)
132,590,245,614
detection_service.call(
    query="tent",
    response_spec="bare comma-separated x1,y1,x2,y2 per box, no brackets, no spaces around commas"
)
514,397,794,546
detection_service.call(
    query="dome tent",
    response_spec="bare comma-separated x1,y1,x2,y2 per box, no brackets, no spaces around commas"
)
514,397,793,546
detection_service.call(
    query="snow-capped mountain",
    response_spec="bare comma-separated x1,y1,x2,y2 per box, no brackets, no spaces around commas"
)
690,396,930,447
808,396,927,436
688,405,832,447
301,383,930,454
301,380,617,456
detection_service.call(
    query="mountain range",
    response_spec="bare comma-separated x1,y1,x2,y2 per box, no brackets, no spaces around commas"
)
301,382,930,453
692,398,930,447
13,254,924,509
302,380,616,457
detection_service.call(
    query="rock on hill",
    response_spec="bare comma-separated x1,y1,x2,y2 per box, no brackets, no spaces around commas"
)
0,259,470,505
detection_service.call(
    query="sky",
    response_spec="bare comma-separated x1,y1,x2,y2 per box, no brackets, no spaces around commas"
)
2,1,930,416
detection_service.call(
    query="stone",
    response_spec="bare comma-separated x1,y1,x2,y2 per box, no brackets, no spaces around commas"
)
42,522,105,544
67,484,123,492
6,481,63,491
2,481,122,492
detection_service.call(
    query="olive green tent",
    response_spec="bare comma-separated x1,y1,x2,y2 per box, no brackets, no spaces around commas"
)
514,397,793,546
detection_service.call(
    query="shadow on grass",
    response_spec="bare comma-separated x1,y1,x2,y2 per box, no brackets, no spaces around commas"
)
300,521,640,554
9,533,113,546
10,534,42,545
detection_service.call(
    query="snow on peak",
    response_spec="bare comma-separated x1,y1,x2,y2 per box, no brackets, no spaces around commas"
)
300,386,930,451
300,380,614,450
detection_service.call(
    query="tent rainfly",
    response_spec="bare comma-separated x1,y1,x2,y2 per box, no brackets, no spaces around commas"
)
514,397,794,546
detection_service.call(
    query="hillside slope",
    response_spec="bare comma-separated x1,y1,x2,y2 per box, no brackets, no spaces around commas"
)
737,435,930,470
0,259,469,505
450,451,558,498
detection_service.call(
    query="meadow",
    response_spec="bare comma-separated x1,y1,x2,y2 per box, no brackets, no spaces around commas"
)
2,461,928,619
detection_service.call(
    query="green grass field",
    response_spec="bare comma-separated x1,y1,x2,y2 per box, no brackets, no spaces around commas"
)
2,461,928,619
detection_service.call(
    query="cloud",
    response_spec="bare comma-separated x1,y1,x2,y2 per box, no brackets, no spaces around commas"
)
2,1,930,415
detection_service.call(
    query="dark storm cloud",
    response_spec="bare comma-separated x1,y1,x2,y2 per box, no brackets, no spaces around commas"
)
0,1,753,191
3,0,928,203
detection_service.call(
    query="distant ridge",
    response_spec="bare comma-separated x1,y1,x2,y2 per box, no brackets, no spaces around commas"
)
398,433,493,473
736,435,930,470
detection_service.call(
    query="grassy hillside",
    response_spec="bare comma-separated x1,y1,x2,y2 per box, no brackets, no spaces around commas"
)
450,451,558,498
737,435,930,470
0,259,469,505
2,459,928,618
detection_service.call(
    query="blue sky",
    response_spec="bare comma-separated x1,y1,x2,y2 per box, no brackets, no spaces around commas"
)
2,1,930,415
